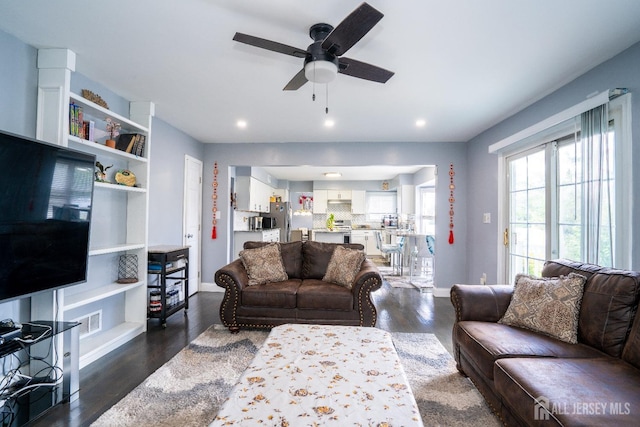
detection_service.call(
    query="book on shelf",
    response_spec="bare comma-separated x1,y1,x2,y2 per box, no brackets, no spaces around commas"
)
116,133,146,156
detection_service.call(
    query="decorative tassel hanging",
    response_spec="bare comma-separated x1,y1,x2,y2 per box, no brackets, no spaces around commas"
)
212,162,219,239
448,163,455,245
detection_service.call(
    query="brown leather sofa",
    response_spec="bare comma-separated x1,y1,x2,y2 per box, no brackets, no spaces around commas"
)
215,241,382,333
451,259,640,426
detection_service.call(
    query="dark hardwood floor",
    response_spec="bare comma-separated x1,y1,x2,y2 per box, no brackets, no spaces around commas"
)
33,282,455,427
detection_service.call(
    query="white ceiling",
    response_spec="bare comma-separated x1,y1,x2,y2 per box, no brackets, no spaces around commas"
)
262,165,430,182
1,1,640,151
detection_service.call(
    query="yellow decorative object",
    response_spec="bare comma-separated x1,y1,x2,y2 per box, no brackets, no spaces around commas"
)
115,169,136,187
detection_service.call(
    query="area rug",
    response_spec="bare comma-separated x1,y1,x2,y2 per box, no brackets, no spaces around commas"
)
91,325,500,427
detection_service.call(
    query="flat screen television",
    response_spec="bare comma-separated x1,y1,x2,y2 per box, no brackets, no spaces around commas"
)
0,130,95,303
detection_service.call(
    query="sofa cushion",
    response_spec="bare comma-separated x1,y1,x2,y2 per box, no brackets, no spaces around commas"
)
297,279,353,311
543,259,640,357
301,241,365,279
241,279,302,308
240,243,288,286
322,246,365,289
578,269,640,357
244,241,303,278
457,321,606,381
622,307,640,370
499,273,586,343
495,357,640,426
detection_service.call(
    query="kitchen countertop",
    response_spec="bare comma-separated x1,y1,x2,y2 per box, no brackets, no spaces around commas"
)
235,228,280,233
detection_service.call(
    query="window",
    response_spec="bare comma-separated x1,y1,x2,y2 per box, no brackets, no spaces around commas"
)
418,186,435,234
366,191,397,222
502,95,631,282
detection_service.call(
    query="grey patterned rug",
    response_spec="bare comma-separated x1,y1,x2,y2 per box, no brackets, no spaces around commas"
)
92,325,499,427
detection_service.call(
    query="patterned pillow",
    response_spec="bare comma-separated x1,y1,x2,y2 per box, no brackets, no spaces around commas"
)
239,243,288,286
499,273,586,343
322,246,366,289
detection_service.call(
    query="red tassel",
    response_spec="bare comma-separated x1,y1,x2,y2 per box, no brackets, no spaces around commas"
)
448,230,454,244
211,226,217,239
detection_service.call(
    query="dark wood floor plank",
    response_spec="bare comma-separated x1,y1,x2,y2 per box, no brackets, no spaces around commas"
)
32,283,455,426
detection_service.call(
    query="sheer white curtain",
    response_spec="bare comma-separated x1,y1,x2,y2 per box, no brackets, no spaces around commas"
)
581,104,613,265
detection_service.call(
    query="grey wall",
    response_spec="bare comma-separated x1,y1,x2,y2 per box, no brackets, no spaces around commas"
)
203,141,467,292
0,29,37,319
0,29,37,137
148,118,205,247
465,41,640,285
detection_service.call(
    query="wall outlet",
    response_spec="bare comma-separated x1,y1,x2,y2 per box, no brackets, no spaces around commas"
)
480,273,487,285
482,213,491,224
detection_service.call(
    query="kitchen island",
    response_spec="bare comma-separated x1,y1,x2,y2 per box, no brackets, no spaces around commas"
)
311,229,350,244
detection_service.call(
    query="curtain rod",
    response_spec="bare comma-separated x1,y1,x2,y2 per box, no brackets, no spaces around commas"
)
489,88,628,154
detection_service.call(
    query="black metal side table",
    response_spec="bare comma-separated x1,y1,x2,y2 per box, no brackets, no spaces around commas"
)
147,245,189,328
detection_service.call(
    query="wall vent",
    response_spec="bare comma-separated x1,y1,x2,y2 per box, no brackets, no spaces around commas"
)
73,310,102,339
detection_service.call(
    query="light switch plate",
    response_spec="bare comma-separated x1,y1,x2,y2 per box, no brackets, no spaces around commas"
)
483,213,491,224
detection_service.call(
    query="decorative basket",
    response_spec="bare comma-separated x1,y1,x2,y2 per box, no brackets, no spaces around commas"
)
117,254,138,284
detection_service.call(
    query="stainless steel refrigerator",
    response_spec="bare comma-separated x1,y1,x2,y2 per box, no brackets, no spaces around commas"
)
265,202,291,242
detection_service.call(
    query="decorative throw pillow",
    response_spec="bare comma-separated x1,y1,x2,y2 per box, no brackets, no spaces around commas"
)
499,273,587,343
239,243,288,286
322,246,366,289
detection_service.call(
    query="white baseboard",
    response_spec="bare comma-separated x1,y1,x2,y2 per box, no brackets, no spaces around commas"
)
201,282,223,292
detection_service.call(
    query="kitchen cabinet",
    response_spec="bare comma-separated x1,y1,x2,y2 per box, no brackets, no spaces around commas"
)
313,190,328,213
327,190,351,200
397,185,415,215
236,176,273,213
350,230,382,256
351,190,366,214
234,229,280,256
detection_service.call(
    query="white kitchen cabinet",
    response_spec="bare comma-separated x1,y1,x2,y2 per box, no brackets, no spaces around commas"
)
234,229,281,256
313,190,328,213
327,190,351,200
350,230,382,256
398,185,415,215
313,231,348,244
351,190,366,214
236,176,272,213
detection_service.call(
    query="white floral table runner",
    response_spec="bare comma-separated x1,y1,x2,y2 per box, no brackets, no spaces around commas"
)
211,324,423,426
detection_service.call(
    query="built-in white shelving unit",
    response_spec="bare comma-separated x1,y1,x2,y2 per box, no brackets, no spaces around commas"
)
34,48,154,369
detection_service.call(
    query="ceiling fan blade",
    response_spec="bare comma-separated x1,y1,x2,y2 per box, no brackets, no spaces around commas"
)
233,32,307,58
321,2,383,56
283,69,308,91
338,57,394,83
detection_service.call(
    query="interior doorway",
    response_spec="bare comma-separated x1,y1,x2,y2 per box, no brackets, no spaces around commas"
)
183,155,203,296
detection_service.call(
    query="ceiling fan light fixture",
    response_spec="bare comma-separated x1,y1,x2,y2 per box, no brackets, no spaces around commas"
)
324,172,342,178
305,60,338,83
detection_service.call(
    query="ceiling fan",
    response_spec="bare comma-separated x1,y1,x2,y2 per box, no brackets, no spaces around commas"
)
233,2,394,91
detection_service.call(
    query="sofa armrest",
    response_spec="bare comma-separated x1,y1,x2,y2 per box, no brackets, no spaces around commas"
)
450,284,514,323
214,259,249,331
351,259,383,327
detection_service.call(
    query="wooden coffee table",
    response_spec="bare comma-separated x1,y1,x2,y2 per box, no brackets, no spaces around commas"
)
211,324,423,426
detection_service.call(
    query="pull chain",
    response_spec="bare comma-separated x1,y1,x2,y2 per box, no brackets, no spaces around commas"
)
325,83,329,114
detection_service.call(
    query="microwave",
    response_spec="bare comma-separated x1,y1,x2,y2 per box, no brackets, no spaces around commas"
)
262,217,277,229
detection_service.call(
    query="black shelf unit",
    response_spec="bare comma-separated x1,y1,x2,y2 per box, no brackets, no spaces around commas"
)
147,245,189,328
0,321,79,426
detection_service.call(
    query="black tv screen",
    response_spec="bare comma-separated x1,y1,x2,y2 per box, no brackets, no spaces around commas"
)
0,130,95,303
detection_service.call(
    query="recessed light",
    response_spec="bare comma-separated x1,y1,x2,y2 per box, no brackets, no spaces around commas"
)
236,120,247,129
415,119,426,128
324,119,335,128
324,172,341,178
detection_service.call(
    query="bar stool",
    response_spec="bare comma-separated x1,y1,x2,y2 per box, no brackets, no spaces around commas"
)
409,235,435,285
375,231,404,275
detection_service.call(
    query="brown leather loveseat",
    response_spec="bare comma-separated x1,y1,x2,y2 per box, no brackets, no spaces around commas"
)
215,241,382,333
451,259,640,426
